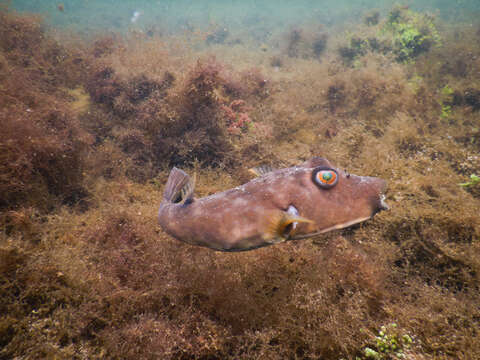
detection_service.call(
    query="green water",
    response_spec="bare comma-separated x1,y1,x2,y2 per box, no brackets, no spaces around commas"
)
10,0,480,36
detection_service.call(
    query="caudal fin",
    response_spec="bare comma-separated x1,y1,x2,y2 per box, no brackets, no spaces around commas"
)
163,167,196,204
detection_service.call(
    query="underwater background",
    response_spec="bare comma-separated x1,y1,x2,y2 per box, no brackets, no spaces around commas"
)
1,0,480,359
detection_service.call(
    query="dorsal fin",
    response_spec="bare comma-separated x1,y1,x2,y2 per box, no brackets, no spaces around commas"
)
263,211,314,243
163,167,196,205
248,164,276,177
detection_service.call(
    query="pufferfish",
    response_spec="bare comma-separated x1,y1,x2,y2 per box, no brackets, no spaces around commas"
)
158,157,388,252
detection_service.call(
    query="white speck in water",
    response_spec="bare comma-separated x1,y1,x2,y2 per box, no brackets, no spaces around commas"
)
131,10,142,23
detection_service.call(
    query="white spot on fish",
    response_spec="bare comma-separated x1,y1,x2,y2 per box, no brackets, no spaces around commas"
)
287,205,299,230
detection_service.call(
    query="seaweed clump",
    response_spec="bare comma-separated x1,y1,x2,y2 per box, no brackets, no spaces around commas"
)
153,58,234,167
338,36,372,65
285,26,328,59
364,10,380,26
338,6,441,65
383,6,441,62
84,54,269,178
0,10,91,211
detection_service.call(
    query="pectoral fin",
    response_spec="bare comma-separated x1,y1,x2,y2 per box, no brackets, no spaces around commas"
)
263,211,314,243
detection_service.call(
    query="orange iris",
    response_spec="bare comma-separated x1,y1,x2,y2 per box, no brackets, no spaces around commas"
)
316,170,337,185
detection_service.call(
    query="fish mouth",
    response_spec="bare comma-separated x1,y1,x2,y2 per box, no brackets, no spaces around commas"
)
370,177,389,215
371,193,389,216
379,193,389,211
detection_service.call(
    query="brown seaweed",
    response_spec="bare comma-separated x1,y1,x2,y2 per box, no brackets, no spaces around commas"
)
1,6,480,360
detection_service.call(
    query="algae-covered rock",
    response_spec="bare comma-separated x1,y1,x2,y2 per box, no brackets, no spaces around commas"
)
382,6,441,62
339,6,441,65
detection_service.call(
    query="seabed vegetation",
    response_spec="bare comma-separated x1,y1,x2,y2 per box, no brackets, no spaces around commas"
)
1,4,479,359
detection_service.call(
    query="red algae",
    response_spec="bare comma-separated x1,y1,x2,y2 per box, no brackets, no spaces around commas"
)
0,11,92,212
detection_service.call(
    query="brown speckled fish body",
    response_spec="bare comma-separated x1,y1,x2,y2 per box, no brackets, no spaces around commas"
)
158,157,388,251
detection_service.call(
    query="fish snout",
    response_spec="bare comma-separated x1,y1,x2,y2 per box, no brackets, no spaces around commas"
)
369,177,389,215
374,193,389,216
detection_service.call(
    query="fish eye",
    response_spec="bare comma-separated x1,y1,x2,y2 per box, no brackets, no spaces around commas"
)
312,167,338,189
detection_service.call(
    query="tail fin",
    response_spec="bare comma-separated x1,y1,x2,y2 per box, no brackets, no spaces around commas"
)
163,167,196,204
